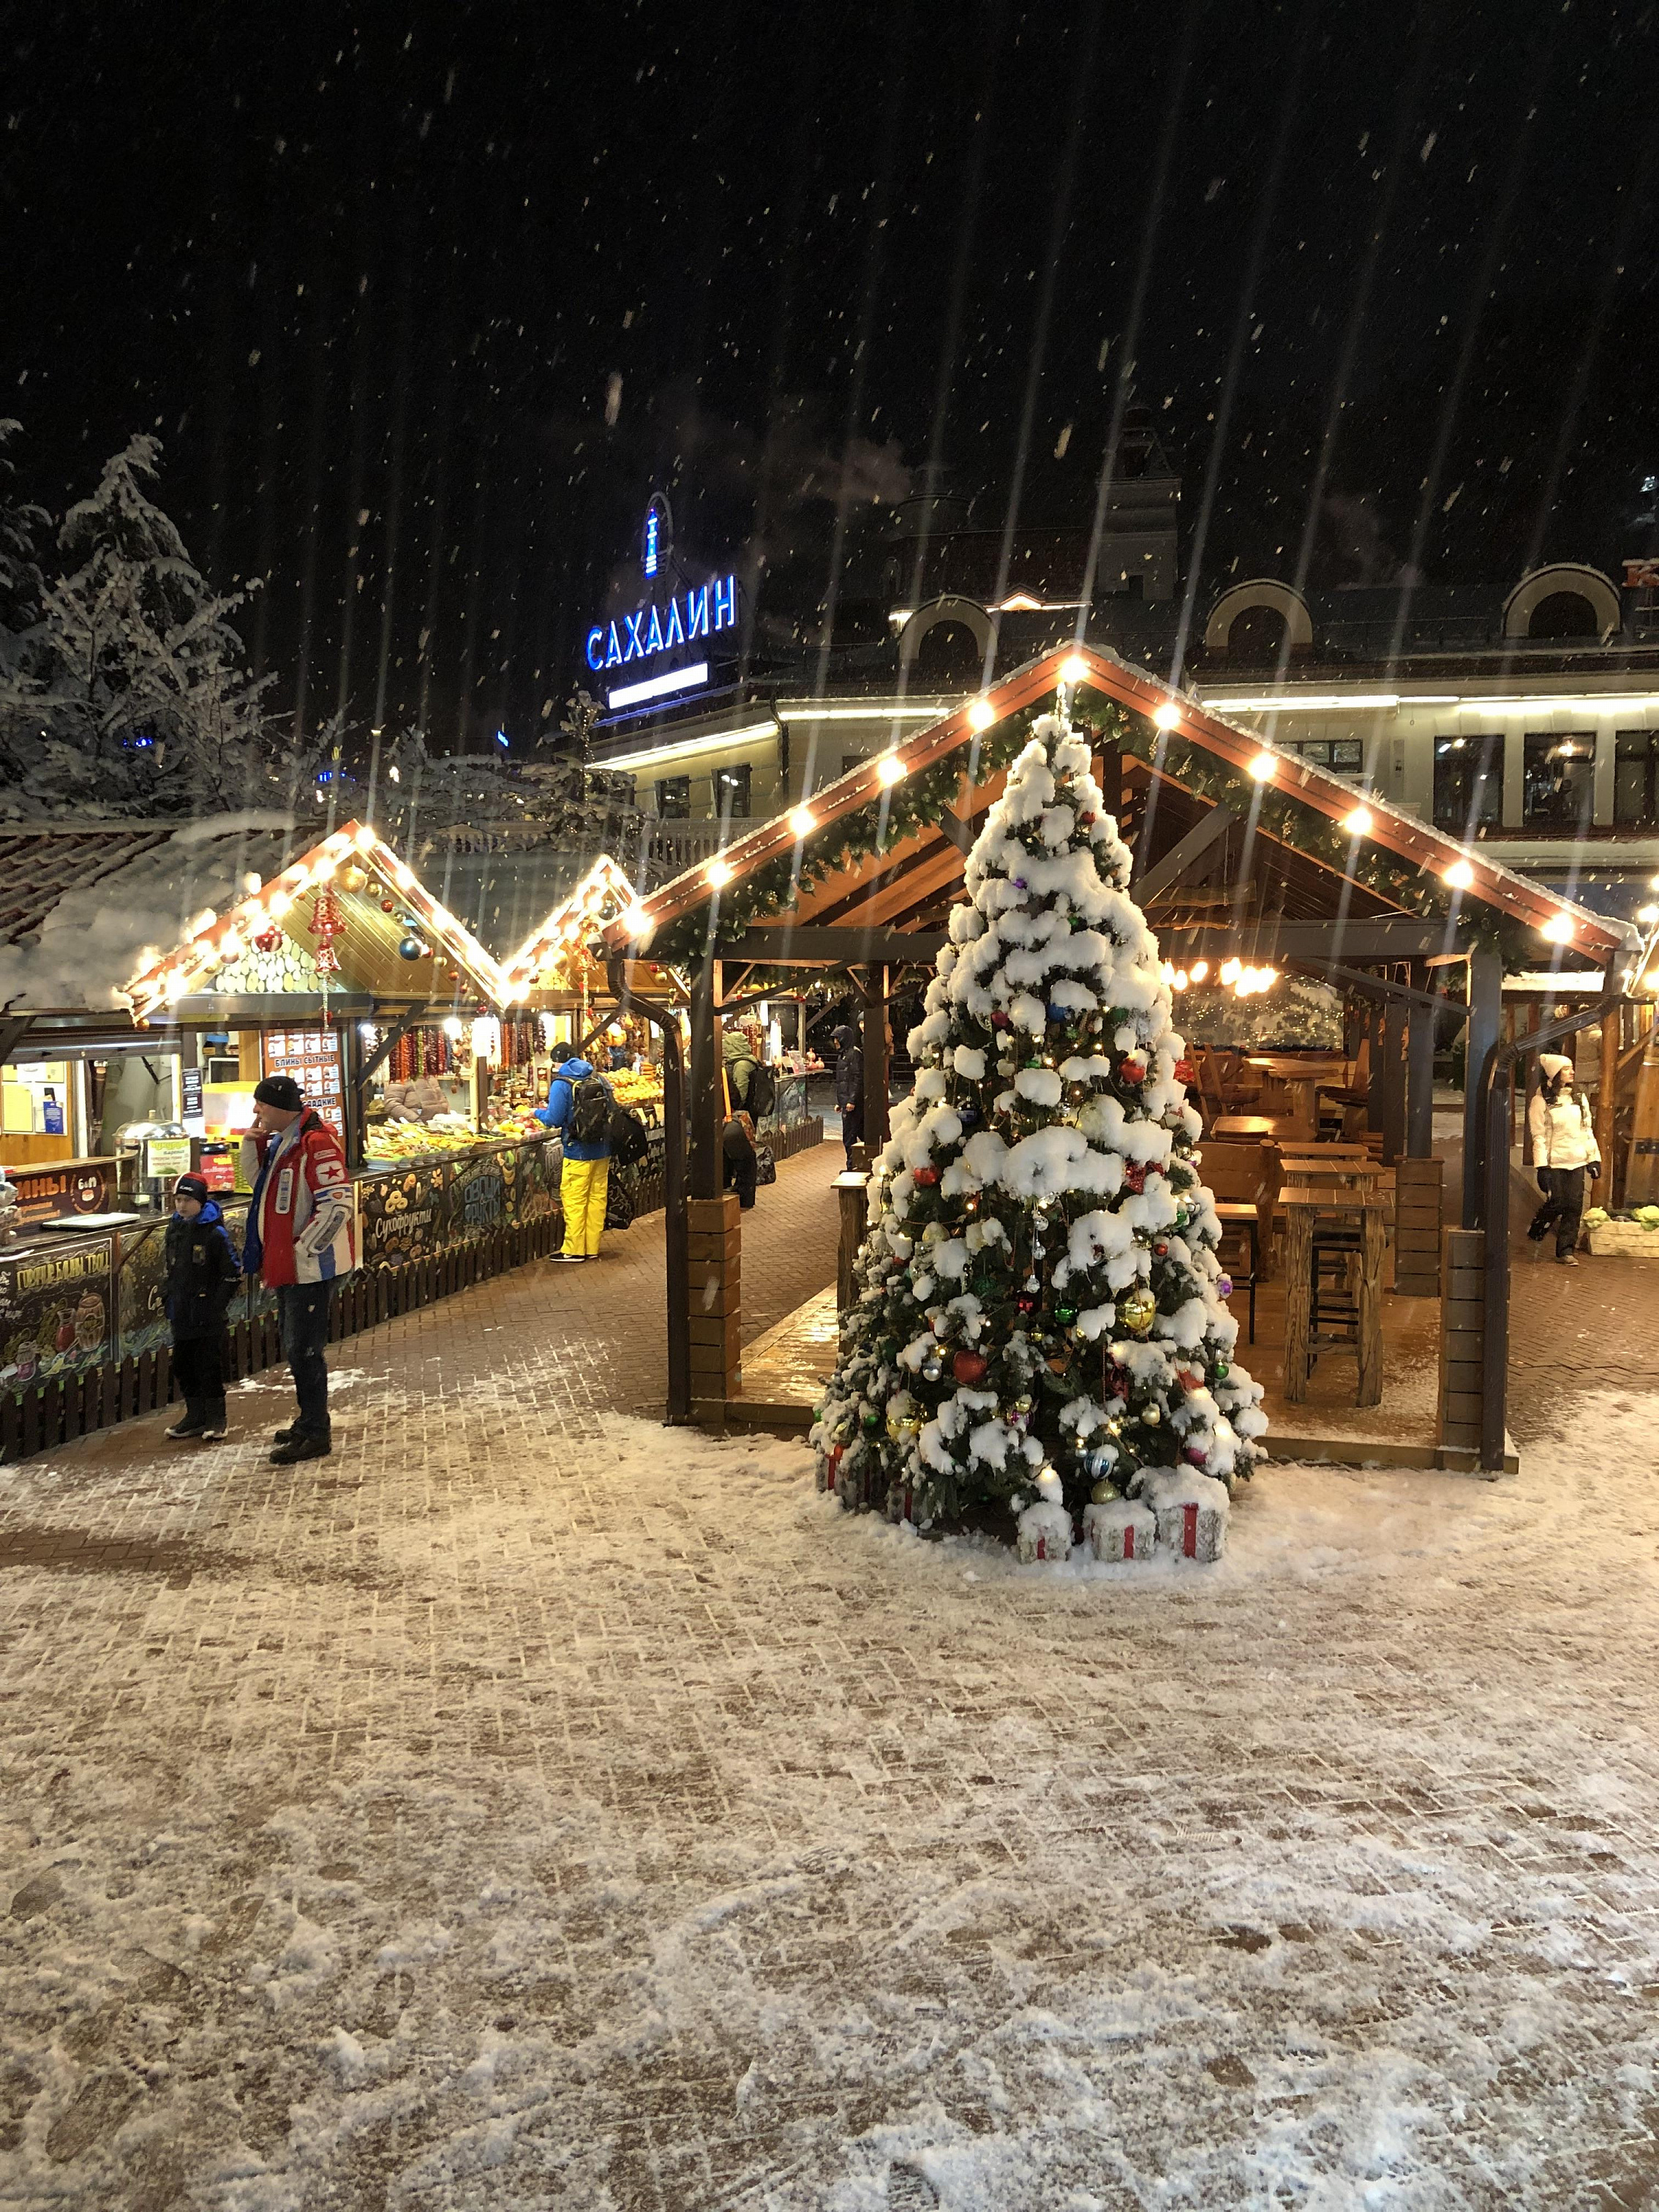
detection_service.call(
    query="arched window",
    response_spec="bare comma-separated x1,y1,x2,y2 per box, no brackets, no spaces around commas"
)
1526,592,1600,639
911,619,986,685
1226,606,1290,662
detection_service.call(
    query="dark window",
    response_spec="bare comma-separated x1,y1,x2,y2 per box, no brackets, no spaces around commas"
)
1527,591,1599,639
1284,738,1363,775
1227,606,1287,661
1614,731,1659,827
1433,734,1502,838
715,764,752,819
842,752,866,776
655,776,691,819
1522,732,1593,831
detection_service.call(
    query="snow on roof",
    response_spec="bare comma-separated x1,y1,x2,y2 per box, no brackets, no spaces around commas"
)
498,855,641,1000
0,816,298,1013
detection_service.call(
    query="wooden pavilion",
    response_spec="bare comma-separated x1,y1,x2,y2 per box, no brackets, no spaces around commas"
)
600,645,1629,1467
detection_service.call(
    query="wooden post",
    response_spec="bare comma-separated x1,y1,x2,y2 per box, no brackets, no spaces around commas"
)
1462,947,1502,1230
1282,1203,1312,1402
1380,999,1407,1165
1365,1006,1385,1133
1406,1002,1436,1159
687,1190,741,1425
1437,1224,1486,1468
835,1170,869,1313
1356,1202,1385,1407
688,960,722,1201
1520,998,1540,1164
1596,1005,1620,1189
1392,1156,1444,1298
862,963,889,1153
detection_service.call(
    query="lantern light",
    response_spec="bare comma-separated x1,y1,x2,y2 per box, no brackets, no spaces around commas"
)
968,697,996,732
1153,701,1181,731
707,858,734,889
1540,912,1574,946
1443,859,1475,891
1342,805,1374,838
1060,652,1088,684
443,1016,465,1039
1249,752,1275,782
622,902,653,938
1189,959,1210,982
876,753,908,786
788,805,816,838
1638,904,1659,926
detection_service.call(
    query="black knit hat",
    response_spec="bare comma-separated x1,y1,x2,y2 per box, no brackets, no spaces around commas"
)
252,1074,304,1110
173,1173,210,1203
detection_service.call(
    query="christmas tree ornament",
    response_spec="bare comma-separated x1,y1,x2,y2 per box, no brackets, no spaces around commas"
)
1122,1162,1146,1194
861,1406,881,1433
1215,1360,1230,1380
1121,1054,1148,1083
1216,1276,1234,1300
1016,1293,1037,1316
1090,1475,1121,1502
1119,1287,1157,1335
252,923,284,955
952,1348,988,1385
1143,1404,1162,1426
310,884,345,974
381,897,397,914
340,863,369,893
914,1165,941,1186
397,935,427,961
1054,1303,1078,1325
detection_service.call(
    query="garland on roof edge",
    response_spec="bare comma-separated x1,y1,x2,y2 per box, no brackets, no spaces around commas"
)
644,690,1532,972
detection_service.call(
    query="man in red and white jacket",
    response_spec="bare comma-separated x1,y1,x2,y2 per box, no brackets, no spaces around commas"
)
240,1075,357,1464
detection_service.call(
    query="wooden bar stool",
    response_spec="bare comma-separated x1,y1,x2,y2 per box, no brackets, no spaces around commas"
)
1282,1189,1387,1406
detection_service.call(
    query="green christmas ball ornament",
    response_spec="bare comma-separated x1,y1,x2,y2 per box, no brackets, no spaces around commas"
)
1215,1360,1230,1380
1054,1304,1078,1325
862,1407,882,1433
1118,1287,1157,1336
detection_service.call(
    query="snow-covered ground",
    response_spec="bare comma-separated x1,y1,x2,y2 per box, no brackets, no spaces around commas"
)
3,1377,1659,2208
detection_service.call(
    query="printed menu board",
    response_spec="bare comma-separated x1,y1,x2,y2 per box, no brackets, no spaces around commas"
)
262,1028,343,1107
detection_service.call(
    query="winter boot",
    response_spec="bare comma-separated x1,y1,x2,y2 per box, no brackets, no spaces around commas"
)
166,1401,207,1440
268,1431,331,1465
200,1399,229,1440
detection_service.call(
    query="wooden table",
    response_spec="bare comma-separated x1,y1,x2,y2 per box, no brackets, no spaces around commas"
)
1211,1114,1295,1141
1247,1056,1349,1139
1282,1190,1387,1407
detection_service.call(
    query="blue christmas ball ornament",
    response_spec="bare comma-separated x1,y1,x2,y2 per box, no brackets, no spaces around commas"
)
397,935,427,961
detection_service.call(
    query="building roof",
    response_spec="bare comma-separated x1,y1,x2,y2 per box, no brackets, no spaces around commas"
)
602,644,1626,966
126,820,507,1017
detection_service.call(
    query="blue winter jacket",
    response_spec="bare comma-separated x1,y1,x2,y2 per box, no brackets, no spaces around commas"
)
535,1058,613,1161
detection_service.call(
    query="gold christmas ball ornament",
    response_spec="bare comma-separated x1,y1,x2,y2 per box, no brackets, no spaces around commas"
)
1143,1404,1162,1426
1118,1287,1157,1336
340,864,369,893
1090,1476,1121,1502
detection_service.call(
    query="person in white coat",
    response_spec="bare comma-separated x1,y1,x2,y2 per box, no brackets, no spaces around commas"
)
1526,1051,1600,1264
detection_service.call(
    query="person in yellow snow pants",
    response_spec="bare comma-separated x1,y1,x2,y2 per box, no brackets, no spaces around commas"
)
557,1154,610,1260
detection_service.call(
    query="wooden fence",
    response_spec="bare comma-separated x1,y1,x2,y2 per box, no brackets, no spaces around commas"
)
0,1116,823,1465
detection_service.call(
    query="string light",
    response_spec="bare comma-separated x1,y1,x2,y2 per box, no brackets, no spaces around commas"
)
1060,653,1088,684
1189,959,1209,982
707,858,734,889
1153,701,1181,731
1443,859,1475,891
1248,753,1275,781
1638,904,1659,925
968,698,996,731
1540,913,1574,945
877,753,908,786
788,805,816,838
622,901,653,937
1342,805,1374,837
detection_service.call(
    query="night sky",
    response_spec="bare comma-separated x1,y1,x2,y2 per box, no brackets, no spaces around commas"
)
4,0,1657,750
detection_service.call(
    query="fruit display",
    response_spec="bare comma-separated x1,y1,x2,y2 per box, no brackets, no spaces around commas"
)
609,1068,663,1113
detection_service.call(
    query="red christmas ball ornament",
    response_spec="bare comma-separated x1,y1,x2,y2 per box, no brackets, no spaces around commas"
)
913,1165,941,1186
1183,1445,1208,1469
1173,1057,1197,1086
1016,1293,1037,1317
1121,1055,1148,1084
1122,1161,1147,1195
990,1009,1012,1029
952,1349,988,1385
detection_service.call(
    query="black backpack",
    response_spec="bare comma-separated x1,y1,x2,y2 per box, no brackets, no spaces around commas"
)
608,1103,650,1167
739,1057,778,1119
568,1073,612,1147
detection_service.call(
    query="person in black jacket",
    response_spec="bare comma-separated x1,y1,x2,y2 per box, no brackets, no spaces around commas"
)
833,1023,865,1169
163,1173,241,1440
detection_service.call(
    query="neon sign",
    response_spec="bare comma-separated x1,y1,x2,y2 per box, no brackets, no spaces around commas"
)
585,573,738,674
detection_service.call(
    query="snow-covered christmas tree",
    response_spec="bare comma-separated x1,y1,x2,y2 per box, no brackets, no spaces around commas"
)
813,710,1267,1560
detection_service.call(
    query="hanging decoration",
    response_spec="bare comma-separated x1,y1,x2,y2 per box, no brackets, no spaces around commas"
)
311,884,345,975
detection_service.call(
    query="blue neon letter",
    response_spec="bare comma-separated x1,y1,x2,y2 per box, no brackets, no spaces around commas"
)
713,573,737,631
686,585,709,640
585,627,605,672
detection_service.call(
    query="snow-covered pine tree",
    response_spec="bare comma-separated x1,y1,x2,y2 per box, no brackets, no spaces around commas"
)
29,433,271,813
813,711,1267,1540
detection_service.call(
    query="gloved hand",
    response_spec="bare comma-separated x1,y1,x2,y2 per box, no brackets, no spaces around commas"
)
1537,1171,1551,1195
1588,1160,1601,1181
